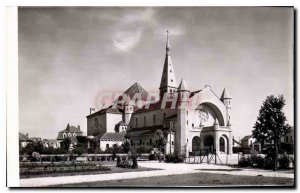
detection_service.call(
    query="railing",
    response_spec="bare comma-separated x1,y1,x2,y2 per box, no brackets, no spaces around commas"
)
187,149,222,164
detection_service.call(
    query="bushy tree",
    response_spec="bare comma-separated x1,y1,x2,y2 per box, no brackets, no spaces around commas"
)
252,95,291,171
153,130,167,153
122,138,131,154
60,137,71,151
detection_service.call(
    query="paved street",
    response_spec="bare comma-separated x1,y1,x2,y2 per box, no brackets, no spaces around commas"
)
20,161,294,187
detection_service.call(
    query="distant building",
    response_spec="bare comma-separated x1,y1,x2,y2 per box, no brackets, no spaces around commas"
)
57,124,84,140
31,137,42,143
19,132,33,148
240,135,255,148
281,127,294,145
43,139,60,149
57,124,84,147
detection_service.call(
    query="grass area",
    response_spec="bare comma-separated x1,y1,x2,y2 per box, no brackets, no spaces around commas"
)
20,164,160,179
55,172,294,187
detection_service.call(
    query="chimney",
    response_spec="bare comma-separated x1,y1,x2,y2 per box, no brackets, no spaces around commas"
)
78,125,80,130
26,133,29,137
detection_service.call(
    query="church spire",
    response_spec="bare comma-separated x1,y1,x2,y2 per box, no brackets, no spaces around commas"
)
166,30,170,55
159,31,178,98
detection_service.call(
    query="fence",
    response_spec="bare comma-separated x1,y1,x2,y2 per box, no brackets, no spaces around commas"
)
19,153,151,163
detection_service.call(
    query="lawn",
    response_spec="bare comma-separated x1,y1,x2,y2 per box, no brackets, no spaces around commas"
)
20,161,160,179
55,172,294,187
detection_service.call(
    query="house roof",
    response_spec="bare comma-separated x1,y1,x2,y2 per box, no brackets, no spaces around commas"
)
43,139,58,143
126,125,169,137
57,124,83,140
19,132,33,142
241,135,253,141
134,101,177,113
165,114,178,120
99,132,126,141
123,82,150,101
86,105,123,118
116,121,127,126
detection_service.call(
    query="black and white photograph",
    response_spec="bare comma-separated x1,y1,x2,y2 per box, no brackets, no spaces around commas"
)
6,6,294,187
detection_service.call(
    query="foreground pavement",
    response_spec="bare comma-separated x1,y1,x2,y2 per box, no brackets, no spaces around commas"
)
20,161,294,187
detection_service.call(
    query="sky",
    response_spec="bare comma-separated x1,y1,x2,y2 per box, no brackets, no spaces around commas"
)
19,7,294,140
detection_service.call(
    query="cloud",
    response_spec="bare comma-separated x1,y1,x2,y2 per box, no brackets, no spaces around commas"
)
112,8,156,52
113,29,143,52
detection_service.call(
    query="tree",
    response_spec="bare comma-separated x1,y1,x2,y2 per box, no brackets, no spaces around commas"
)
153,130,167,153
122,138,131,154
60,137,71,151
252,95,291,171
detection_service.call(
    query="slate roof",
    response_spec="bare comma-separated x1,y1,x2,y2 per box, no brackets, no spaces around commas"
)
241,135,253,141
57,124,83,140
99,132,126,141
126,125,169,137
86,105,123,118
116,121,127,126
134,101,177,113
19,132,33,142
123,82,150,101
165,114,177,120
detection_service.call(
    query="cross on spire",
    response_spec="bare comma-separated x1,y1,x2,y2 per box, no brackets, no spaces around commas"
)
166,30,170,54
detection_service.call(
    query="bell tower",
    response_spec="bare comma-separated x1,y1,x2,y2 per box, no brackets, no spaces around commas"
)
159,30,178,99
220,88,232,126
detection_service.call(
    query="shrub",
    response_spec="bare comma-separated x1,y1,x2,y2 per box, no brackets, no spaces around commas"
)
117,160,133,168
164,154,184,163
87,148,95,154
135,146,152,154
238,155,251,167
279,153,290,169
149,154,157,161
116,156,121,165
131,155,138,169
73,146,86,156
251,155,264,168
263,156,274,169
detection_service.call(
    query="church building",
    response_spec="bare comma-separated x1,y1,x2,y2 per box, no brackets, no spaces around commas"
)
86,32,233,155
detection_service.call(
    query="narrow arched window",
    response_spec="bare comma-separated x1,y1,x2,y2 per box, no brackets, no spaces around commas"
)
153,114,156,125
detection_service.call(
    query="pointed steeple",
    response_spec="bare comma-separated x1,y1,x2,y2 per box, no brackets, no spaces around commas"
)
178,78,189,91
220,88,231,100
159,30,178,97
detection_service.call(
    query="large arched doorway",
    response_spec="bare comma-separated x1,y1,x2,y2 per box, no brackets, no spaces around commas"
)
192,136,201,152
204,135,214,153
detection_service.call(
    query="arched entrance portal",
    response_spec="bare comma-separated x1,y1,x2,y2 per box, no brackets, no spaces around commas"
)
204,135,214,153
192,136,201,152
